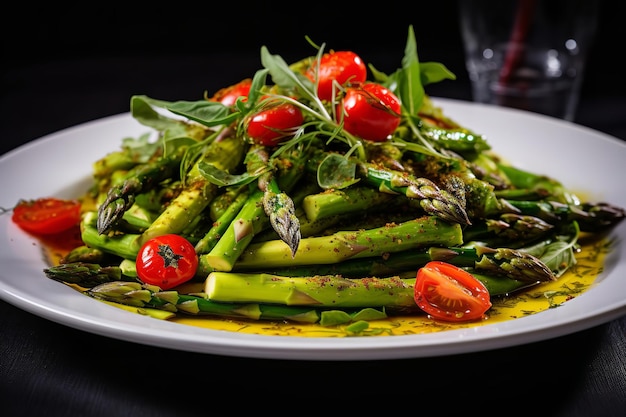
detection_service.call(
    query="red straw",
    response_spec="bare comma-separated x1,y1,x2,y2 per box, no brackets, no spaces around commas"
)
499,0,537,84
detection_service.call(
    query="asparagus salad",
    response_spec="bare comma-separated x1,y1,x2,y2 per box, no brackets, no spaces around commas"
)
12,26,626,336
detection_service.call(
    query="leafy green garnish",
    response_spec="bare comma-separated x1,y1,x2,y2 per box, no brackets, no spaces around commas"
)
130,25,459,189
525,221,580,277
316,153,360,189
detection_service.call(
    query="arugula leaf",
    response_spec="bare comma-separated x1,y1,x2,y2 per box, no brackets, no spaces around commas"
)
395,25,425,116
420,62,457,85
260,46,317,102
161,135,198,160
246,68,270,108
316,153,360,189
525,222,580,277
118,132,161,164
131,94,240,129
131,95,188,133
166,100,239,127
198,161,265,187
384,25,456,116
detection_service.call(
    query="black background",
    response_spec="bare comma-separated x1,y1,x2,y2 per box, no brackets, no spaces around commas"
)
2,0,625,151
1,1,626,416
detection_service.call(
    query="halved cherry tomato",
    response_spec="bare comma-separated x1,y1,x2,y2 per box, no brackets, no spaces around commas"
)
414,261,492,322
338,82,402,142
305,50,367,101
136,234,198,290
12,197,82,235
209,78,252,106
245,102,304,147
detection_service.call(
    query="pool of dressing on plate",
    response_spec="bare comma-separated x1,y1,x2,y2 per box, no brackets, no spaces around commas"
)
42,227,612,338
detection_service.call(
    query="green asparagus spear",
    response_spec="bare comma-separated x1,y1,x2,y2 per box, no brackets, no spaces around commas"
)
205,268,538,308
207,185,248,222
495,163,574,203
262,183,301,256
246,144,301,256
194,188,249,254
205,272,418,308
92,281,396,326
398,148,508,219
92,149,141,182
97,149,183,235
307,150,470,225
232,215,463,270
413,95,492,156
262,244,555,283
417,123,491,155
95,113,213,234
198,187,267,273
462,213,555,247
355,161,471,225
81,211,143,260
198,146,308,273
140,134,245,244
44,262,137,287
302,186,396,222
252,182,338,241
91,131,164,183
410,150,625,231
466,152,513,190
87,281,321,323
474,247,556,283
59,245,109,265
507,200,626,232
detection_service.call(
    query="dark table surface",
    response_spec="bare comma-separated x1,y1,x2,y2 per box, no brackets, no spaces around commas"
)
2,2,625,415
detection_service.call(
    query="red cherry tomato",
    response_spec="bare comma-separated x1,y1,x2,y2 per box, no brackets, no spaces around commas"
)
414,261,492,322
12,197,82,235
305,51,367,101
209,78,252,106
245,102,304,147
338,82,402,142
136,234,198,290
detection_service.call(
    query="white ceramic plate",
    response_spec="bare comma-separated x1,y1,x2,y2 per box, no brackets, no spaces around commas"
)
1,98,625,361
